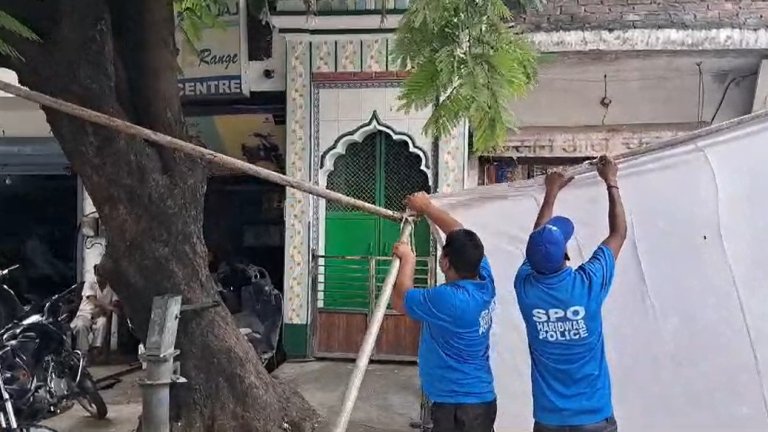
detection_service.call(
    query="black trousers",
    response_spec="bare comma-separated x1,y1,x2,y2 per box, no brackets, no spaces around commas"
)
533,416,618,432
430,399,497,432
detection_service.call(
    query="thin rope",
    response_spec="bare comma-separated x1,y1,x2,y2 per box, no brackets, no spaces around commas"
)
400,215,417,252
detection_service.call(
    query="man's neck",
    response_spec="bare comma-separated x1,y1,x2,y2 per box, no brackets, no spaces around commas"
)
445,274,478,283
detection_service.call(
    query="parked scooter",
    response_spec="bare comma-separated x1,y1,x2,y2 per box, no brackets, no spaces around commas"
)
132,260,286,373
0,284,107,423
215,262,284,372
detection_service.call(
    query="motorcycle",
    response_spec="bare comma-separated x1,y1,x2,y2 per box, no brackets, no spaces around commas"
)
0,267,24,330
0,376,57,432
0,283,108,423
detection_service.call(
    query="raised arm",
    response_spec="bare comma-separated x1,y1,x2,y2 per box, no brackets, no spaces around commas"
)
390,242,416,314
405,192,462,235
596,155,627,258
534,172,573,230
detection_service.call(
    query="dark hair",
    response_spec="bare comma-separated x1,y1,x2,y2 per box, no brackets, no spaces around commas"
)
443,228,485,279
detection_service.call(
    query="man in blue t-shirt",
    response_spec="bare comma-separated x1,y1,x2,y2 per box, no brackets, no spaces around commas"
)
391,192,497,432
514,155,627,432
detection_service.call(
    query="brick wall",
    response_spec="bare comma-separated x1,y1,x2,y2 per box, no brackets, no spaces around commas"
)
513,0,768,32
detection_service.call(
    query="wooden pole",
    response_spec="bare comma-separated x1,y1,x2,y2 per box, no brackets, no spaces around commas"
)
0,80,403,222
332,218,414,432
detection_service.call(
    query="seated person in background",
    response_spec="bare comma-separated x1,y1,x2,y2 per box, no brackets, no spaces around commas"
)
71,263,119,361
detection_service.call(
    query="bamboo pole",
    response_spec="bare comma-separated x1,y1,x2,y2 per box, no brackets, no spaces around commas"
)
0,78,423,430
0,80,403,222
332,218,414,432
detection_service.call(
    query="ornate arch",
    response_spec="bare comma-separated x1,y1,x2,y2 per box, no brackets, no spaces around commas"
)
318,111,432,188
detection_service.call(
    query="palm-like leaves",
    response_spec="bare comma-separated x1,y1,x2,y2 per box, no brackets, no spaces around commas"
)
0,10,40,61
392,0,539,153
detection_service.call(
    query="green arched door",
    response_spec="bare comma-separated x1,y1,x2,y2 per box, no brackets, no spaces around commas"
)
323,132,431,311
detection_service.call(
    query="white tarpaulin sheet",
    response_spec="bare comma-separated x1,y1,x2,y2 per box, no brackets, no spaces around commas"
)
432,113,768,432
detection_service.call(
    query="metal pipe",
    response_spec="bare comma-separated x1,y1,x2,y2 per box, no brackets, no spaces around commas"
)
139,295,183,432
0,79,404,222
140,357,175,432
332,219,414,432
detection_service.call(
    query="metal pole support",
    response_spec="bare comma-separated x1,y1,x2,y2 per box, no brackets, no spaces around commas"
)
138,295,186,432
332,219,415,432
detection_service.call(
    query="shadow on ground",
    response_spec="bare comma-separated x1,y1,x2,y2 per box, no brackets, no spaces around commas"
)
40,361,420,432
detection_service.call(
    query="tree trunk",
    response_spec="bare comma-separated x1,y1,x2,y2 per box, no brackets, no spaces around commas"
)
0,0,320,430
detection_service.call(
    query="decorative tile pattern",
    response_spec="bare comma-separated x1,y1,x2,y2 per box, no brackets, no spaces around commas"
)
312,40,335,72
308,37,406,73
438,122,467,193
385,37,396,71
394,0,409,8
284,39,311,325
336,40,362,71
283,35,438,326
362,38,387,72
277,0,409,12
310,80,436,254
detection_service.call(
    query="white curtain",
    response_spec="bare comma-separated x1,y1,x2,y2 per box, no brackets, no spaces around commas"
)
432,115,768,432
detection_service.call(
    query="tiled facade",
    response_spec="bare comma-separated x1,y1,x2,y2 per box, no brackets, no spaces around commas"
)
284,39,312,328
282,34,467,356
278,0,411,12
310,37,402,73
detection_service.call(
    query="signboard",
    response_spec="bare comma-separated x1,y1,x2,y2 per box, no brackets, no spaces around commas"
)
175,0,248,99
186,107,286,174
487,129,689,158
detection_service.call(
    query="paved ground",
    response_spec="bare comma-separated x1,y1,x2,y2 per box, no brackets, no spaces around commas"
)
276,361,422,432
41,360,421,432
41,364,142,432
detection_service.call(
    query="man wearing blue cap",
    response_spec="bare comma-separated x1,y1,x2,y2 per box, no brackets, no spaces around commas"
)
514,155,627,432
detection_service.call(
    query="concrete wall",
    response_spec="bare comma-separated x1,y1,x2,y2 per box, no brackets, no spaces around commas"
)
468,50,766,185
514,0,768,32
510,51,761,128
0,69,51,137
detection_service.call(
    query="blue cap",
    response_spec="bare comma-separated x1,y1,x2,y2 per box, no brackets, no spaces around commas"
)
525,216,574,275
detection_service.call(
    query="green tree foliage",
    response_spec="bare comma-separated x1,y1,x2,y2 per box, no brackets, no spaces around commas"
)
175,0,229,45
1,0,538,154
175,0,272,47
391,0,540,153
0,9,39,60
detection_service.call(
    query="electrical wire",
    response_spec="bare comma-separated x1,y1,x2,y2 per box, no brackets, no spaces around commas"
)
710,72,758,124
600,74,610,126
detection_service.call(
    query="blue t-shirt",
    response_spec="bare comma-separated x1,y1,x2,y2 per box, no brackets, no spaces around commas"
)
514,245,616,426
403,256,496,404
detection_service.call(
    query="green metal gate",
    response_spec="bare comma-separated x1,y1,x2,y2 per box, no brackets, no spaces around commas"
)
323,132,431,310
313,132,431,359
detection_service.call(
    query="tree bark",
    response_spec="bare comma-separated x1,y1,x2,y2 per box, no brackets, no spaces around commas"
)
0,0,319,430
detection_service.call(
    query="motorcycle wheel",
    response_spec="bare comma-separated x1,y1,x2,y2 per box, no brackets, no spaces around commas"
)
73,372,108,420
17,425,59,432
